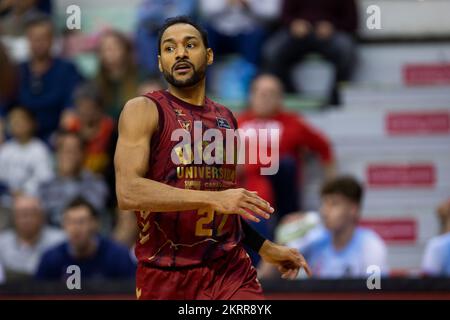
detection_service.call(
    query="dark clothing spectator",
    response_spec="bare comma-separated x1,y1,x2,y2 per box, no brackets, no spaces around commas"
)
35,235,136,280
281,0,358,32
18,58,83,141
134,0,197,76
200,0,280,66
264,0,358,106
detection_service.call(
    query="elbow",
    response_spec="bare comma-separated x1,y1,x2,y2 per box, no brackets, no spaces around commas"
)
116,182,137,211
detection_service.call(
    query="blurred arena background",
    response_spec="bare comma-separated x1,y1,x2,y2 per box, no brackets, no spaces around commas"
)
0,0,450,299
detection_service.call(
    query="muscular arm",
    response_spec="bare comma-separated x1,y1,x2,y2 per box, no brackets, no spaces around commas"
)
114,97,273,221
115,97,214,212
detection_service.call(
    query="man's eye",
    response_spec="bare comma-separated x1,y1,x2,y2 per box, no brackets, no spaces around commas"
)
187,43,195,49
165,46,174,52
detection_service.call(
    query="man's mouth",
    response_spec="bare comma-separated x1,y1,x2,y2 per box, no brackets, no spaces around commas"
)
173,62,193,73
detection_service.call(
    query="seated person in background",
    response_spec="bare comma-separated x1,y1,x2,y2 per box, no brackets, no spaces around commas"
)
39,131,109,227
237,74,335,238
35,197,136,281
264,0,358,105
299,176,387,278
0,195,65,280
134,0,197,76
95,30,140,120
259,176,388,279
199,0,280,67
422,199,450,277
0,0,43,37
0,106,53,207
62,83,116,177
137,76,166,95
18,13,83,142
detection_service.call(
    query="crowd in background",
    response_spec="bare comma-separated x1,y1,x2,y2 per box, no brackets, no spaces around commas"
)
0,0,449,285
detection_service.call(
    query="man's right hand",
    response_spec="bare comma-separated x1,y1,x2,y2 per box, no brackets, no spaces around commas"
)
210,188,274,223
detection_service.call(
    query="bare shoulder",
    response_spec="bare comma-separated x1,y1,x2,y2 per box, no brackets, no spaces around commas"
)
121,96,158,119
119,96,159,134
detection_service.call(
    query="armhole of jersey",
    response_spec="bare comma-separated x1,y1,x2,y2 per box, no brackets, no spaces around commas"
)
142,94,165,145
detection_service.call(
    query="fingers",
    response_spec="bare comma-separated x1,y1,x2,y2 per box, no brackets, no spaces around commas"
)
244,190,274,214
281,268,299,280
283,249,313,279
241,201,270,220
293,249,313,278
301,258,313,278
237,208,260,223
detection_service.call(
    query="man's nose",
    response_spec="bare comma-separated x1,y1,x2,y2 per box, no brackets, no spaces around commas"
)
175,47,188,60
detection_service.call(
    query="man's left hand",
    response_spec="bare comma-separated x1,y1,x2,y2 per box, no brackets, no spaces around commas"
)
259,240,312,280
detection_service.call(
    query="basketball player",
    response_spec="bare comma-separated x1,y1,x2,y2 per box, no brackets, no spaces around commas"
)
114,16,311,300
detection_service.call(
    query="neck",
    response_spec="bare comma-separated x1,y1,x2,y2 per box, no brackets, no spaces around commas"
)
31,56,51,74
332,224,356,251
16,136,32,144
108,65,126,80
72,237,98,259
18,231,41,247
168,78,206,106
59,168,82,178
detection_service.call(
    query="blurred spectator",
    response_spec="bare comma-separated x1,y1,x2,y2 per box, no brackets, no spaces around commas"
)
0,107,53,206
134,0,197,76
35,197,136,280
62,83,116,176
137,76,166,95
39,131,109,227
199,0,280,66
0,0,42,37
264,0,358,105
260,176,388,279
18,13,83,141
0,41,19,125
96,30,140,120
296,176,387,278
238,74,335,224
422,199,450,277
0,195,65,280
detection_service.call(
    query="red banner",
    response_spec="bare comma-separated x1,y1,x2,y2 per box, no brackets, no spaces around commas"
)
403,63,450,86
386,111,450,135
367,164,435,188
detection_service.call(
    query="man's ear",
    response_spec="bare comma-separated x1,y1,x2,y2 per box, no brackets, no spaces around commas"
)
158,55,163,72
206,48,214,66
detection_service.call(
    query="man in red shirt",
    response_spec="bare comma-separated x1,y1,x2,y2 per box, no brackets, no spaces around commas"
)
238,73,335,241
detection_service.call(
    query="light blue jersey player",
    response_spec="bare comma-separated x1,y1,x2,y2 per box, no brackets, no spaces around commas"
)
288,176,388,278
298,226,387,278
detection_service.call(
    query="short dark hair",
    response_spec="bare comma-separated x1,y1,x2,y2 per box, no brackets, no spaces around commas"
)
157,16,209,55
64,196,99,218
320,176,364,205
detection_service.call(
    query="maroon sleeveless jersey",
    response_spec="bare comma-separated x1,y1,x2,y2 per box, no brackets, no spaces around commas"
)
135,90,243,268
